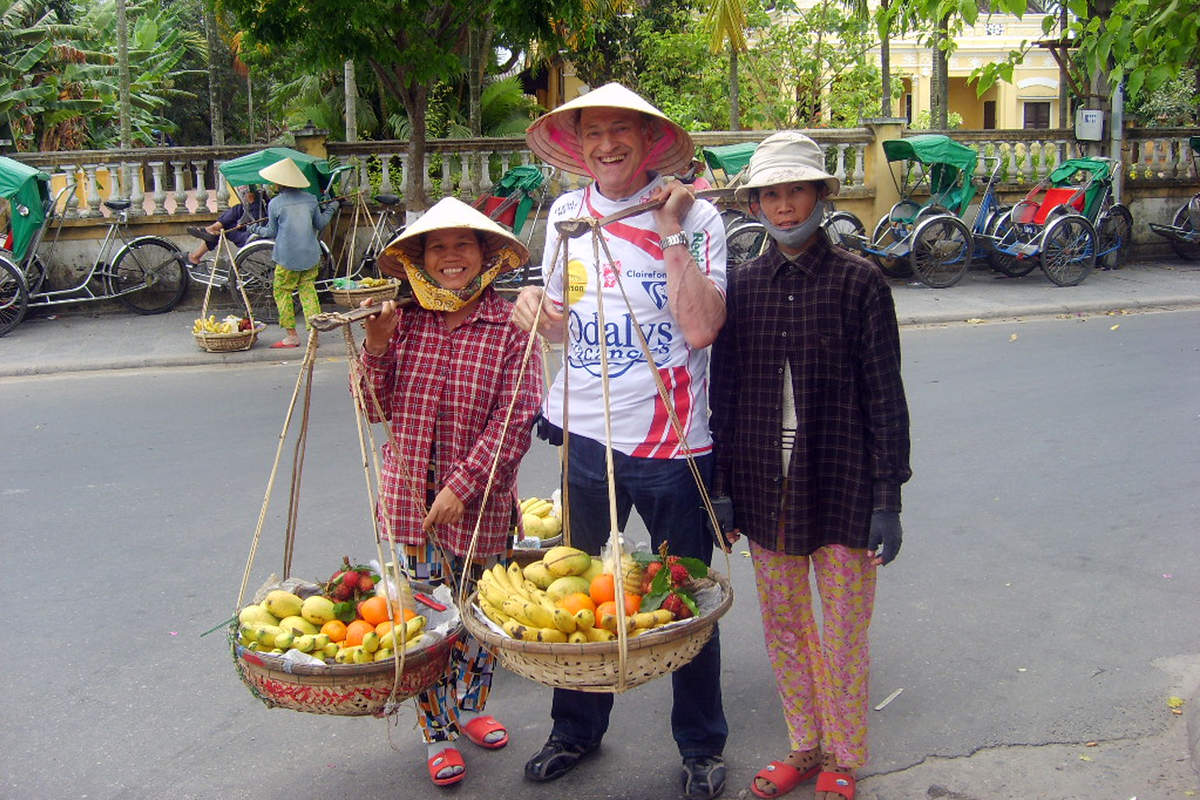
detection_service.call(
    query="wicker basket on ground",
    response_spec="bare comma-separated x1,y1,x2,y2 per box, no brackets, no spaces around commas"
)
194,322,264,353
462,571,731,693
509,533,564,568
230,622,462,716
329,280,402,308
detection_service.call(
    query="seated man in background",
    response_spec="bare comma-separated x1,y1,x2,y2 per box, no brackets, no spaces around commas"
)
183,184,266,267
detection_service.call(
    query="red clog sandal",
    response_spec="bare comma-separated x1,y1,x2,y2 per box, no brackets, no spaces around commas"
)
427,746,465,786
461,714,509,749
815,770,856,800
750,759,820,798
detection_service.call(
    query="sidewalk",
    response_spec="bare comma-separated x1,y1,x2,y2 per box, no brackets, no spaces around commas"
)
3,257,1199,380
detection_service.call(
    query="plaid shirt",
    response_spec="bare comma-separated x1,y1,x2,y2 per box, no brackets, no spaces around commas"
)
711,235,911,555
357,289,543,557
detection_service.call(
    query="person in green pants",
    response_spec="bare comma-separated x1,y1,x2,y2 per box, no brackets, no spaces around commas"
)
248,157,338,348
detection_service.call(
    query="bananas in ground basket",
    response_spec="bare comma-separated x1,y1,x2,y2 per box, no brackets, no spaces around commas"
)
518,496,561,538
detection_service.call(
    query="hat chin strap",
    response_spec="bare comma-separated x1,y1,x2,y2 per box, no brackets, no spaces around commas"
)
755,200,827,250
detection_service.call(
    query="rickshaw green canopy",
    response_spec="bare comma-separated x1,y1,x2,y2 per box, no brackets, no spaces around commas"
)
1191,136,1200,153
218,147,337,198
702,142,757,178
0,156,51,262
1049,157,1113,217
884,135,979,216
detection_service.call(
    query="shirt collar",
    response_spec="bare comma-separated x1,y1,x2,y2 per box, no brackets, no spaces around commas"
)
769,232,831,280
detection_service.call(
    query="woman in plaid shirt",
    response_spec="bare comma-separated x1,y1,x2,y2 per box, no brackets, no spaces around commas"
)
710,133,911,800
359,197,543,788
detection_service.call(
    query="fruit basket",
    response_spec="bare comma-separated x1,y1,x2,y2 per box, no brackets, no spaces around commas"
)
328,278,402,308
193,319,265,353
230,578,463,717
463,548,732,693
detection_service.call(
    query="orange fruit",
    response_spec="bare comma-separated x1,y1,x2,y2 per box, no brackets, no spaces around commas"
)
375,609,417,637
561,592,596,616
320,619,347,643
590,573,616,606
622,592,642,615
359,595,390,626
595,600,617,619
345,619,375,647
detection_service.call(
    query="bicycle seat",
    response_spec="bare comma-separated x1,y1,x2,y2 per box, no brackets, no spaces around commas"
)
103,199,132,211
375,194,401,206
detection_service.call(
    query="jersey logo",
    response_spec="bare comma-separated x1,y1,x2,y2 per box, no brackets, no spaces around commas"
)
642,280,668,310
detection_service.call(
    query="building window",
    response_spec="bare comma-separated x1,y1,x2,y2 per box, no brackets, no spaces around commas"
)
983,101,997,129
1023,101,1051,129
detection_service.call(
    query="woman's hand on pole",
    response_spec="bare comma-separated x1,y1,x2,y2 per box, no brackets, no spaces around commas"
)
360,297,399,355
511,286,563,343
423,486,465,532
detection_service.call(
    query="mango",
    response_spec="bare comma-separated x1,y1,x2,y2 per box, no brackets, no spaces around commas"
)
546,575,591,602
523,561,555,590
300,595,337,626
263,590,303,619
522,513,545,537
276,615,319,636
543,546,591,577
238,605,279,628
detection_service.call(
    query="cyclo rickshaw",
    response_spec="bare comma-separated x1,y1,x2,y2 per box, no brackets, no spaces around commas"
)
841,134,997,288
0,155,188,337
703,141,866,266
987,156,1131,286
200,147,352,321
1148,135,1200,261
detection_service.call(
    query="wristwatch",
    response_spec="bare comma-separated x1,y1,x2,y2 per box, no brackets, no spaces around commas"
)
660,231,689,251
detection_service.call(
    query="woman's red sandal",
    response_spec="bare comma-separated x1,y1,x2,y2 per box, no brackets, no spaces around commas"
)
750,760,820,798
427,747,465,786
815,771,856,800
461,714,509,749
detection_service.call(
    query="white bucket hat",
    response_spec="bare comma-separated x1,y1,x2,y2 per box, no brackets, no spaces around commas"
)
258,157,310,189
377,196,529,278
734,131,840,201
525,82,695,177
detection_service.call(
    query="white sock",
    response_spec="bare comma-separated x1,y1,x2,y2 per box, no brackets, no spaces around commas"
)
426,742,463,779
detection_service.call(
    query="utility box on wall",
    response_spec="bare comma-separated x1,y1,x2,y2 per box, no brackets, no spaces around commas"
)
1075,109,1104,141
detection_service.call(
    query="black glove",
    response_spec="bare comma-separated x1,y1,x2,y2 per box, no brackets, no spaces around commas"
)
868,510,902,565
706,494,736,538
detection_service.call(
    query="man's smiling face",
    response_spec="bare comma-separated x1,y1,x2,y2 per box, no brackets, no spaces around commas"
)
578,107,656,200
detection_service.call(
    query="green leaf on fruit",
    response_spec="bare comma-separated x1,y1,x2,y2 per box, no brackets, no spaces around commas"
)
678,591,699,617
333,601,357,623
678,556,709,578
631,551,656,566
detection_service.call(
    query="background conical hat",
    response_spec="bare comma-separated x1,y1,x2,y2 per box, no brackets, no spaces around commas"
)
258,157,310,188
377,196,529,277
525,82,694,177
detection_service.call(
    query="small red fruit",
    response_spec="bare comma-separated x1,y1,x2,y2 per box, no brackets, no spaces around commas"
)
341,571,360,591
662,592,693,620
668,563,690,588
357,574,374,593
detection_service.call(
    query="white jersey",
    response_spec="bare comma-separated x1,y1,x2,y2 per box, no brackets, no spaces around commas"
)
540,175,727,458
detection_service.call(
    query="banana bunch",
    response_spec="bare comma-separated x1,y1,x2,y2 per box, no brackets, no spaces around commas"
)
193,315,236,334
475,560,676,644
358,276,391,288
519,496,562,539
238,623,338,658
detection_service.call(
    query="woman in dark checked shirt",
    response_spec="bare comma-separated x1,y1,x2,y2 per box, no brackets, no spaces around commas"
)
710,132,912,800
357,197,543,788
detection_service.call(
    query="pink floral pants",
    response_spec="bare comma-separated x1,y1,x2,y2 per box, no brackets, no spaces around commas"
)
750,540,877,769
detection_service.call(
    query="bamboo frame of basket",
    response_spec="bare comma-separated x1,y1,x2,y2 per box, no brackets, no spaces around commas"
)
194,232,261,352
462,572,732,693
230,622,463,716
328,280,401,308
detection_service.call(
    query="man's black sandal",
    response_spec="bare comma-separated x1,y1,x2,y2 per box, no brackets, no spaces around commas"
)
523,735,598,782
681,755,726,800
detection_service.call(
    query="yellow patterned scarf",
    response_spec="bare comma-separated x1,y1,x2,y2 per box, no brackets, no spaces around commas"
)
397,246,523,311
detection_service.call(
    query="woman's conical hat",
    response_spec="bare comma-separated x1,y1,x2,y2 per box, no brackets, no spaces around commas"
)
377,196,528,278
258,157,310,189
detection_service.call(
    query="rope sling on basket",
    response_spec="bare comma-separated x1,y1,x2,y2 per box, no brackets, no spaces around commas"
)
192,231,264,352
460,197,736,693
328,191,402,308
228,311,467,717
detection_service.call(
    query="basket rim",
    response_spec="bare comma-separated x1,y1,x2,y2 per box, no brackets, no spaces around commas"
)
233,621,463,677
463,571,731,656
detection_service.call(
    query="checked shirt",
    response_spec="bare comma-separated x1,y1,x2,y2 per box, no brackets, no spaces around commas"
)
710,235,911,556
357,289,543,557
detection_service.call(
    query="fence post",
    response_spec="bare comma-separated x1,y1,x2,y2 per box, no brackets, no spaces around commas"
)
862,118,905,227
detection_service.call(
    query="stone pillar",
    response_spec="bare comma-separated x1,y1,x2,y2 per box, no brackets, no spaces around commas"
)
291,121,329,159
862,118,907,226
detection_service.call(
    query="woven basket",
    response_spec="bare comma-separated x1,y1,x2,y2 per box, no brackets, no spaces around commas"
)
329,281,401,308
231,622,462,716
463,572,732,693
194,322,264,353
509,533,564,567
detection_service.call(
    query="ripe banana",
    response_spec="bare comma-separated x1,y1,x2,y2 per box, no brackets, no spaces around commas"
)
632,609,675,628
584,626,616,643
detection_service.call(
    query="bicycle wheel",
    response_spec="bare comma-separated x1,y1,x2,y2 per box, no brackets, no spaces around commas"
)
909,215,972,288
110,236,188,314
720,208,749,231
1040,215,1097,286
986,207,1037,277
726,220,768,267
233,241,278,323
22,255,47,295
1169,199,1200,261
0,256,30,336
869,214,912,278
822,210,865,248
1096,204,1133,269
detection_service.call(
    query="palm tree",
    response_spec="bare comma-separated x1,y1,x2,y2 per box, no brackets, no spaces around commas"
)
704,0,748,130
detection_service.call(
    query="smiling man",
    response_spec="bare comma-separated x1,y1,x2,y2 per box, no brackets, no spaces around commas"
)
511,83,729,799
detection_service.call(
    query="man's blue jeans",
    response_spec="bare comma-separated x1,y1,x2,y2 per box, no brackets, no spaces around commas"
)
548,433,727,758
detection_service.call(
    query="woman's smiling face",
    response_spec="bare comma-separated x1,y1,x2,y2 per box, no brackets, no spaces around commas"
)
423,228,484,290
